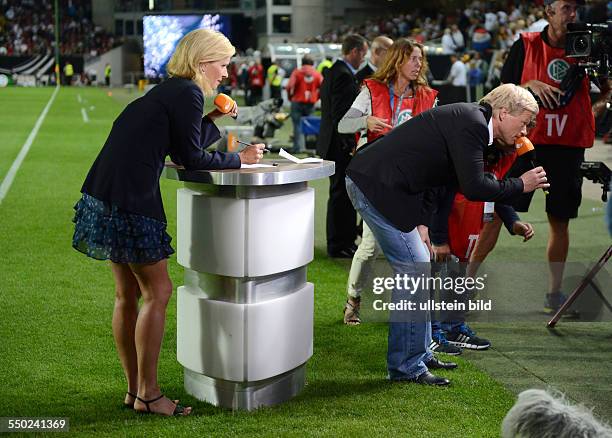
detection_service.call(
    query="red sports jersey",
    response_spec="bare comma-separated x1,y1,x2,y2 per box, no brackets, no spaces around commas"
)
248,64,264,88
286,65,323,104
448,152,517,262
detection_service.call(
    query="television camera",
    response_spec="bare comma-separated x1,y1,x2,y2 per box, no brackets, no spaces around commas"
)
545,22,612,108
236,97,289,142
580,161,611,202
565,22,612,78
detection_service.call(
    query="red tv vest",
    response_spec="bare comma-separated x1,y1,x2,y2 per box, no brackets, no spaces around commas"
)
448,152,517,262
363,79,438,142
520,31,594,148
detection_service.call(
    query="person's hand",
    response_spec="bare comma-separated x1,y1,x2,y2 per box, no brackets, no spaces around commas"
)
525,79,563,109
592,99,608,118
206,108,224,121
227,100,238,118
366,116,392,133
239,143,265,164
206,101,238,121
520,166,550,193
432,243,451,263
512,221,534,242
417,225,433,258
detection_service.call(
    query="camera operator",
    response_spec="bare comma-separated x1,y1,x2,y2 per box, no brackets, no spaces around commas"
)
474,0,610,316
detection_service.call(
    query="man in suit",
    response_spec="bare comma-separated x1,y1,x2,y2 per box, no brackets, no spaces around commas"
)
345,84,549,386
317,34,369,258
355,35,393,84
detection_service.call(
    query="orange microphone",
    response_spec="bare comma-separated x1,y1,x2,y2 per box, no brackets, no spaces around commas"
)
515,136,548,194
515,136,535,157
214,93,237,119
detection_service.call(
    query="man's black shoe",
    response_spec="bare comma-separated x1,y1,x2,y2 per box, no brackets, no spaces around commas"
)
412,371,450,386
425,356,457,370
328,247,356,258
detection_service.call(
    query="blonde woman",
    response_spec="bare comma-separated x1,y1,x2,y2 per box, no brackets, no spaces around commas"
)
72,29,264,416
338,38,438,325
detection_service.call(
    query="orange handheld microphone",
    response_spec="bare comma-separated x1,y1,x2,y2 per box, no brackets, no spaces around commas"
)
515,136,535,157
214,93,237,119
515,136,548,194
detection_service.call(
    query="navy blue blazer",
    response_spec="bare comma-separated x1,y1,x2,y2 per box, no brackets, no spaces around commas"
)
82,77,240,222
347,102,524,232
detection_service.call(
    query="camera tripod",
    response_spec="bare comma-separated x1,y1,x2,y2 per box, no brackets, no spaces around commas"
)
547,244,612,328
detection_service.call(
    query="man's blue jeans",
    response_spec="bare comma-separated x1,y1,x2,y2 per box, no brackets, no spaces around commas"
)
346,176,433,379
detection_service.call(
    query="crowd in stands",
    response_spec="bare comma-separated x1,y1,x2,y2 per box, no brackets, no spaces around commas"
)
306,1,608,93
0,0,117,56
312,1,606,51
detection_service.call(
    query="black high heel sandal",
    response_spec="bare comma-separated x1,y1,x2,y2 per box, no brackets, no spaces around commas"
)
135,394,188,416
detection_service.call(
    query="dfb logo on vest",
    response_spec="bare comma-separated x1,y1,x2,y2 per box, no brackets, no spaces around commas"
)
546,59,570,83
397,109,413,125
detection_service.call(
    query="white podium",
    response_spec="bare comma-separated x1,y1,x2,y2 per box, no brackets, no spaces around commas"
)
164,159,334,410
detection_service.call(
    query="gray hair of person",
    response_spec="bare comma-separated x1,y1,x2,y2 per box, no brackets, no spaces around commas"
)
342,34,368,55
371,35,393,54
480,83,539,116
501,389,612,438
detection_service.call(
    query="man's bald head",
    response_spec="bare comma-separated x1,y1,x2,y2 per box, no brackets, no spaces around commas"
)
370,36,393,68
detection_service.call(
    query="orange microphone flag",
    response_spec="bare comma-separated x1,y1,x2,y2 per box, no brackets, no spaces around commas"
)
214,93,235,114
515,136,534,157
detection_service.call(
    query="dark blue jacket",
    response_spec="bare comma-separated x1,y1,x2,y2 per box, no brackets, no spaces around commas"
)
82,77,240,222
347,102,524,232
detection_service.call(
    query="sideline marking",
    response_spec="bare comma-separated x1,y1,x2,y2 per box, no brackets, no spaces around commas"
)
81,107,89,123
0,86,60,205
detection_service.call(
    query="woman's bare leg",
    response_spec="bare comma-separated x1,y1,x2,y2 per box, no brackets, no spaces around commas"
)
129,259,191,416
110,262,141,405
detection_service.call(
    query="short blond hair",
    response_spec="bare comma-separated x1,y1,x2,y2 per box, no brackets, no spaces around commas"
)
480,83,539,116
167,28,235,95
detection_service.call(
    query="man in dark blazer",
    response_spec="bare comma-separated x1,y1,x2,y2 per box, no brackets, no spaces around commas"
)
317,34,368,258
345,84,549,386
355,35,393,84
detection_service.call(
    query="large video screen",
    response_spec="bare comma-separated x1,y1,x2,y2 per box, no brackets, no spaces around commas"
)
143,15,232,78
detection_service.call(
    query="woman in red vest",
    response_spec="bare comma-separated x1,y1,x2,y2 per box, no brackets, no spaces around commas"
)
338,38,438,325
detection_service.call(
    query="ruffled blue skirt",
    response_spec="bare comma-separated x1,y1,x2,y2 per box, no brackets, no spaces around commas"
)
72,193,175,264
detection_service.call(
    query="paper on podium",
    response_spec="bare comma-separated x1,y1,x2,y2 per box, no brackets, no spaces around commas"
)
241,163,276,168
279,148,323,164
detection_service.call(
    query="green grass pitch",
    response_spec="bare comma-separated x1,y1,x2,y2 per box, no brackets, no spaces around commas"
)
0,86,610,436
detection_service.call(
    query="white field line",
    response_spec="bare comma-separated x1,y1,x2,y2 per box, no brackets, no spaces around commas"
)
81,107,89,123
0,86,60,205
77,94,82,103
